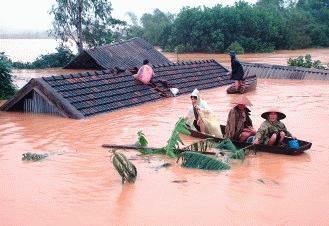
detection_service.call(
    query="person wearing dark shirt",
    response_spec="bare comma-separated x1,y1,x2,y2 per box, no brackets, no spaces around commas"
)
227,51,244,92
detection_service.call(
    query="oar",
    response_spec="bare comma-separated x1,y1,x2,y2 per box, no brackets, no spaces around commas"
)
102,144,216,155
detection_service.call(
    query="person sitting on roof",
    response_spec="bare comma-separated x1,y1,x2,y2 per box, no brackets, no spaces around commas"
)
133,59,154,85
253,108,295,145
227,51,244,92
225,95,256,142
185,89,222,137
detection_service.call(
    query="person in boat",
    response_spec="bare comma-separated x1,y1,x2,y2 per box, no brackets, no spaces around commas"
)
133,59,154,85
185,89,222,137
253,108,295,145
224,95,256,142
227,51,244,91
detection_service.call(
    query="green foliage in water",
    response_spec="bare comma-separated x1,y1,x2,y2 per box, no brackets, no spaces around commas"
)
135,118,191,157
178,151,230,171
112,150,137,184
287,54,327,70
22,152,49,161
12,46,75,69
164,117,191,158
0,53,16,99
135,131,166,155
182,138,216,153
136,130,148,148
226,42,245,54
216,139,245,160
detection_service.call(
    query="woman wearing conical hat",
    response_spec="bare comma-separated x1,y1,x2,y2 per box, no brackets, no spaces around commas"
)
253,108,295,145
225,95,256,142
185,89,222,137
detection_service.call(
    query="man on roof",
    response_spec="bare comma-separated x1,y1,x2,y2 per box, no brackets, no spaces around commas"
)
133,59,154,85
185,89,222,137
227,51,244,92
224,95,256,142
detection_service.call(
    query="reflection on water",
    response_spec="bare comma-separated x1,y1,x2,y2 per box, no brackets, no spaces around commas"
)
1,79,329,225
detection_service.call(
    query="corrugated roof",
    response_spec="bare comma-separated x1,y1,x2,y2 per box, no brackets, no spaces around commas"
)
242,62,329,80
64,37,171,70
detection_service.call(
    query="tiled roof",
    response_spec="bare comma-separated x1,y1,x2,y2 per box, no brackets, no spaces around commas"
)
64,37,171,70
42,70,163,117
2,60,256,119
153,60,231,95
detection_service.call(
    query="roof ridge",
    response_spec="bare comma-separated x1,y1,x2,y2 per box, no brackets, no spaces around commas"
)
87,37,145,51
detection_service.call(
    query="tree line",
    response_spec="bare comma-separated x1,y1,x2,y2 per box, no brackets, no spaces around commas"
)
8,0,329,69
126,0,329,53
45,0,329,54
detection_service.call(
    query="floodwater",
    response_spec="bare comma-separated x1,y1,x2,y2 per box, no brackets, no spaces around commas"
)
1,79,329,226
165,48,329,68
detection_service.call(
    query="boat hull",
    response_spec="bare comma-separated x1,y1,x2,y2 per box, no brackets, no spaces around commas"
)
188,127,312,155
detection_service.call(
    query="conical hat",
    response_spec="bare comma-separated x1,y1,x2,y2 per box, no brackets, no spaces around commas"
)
231,95,252,106
261,108,286,120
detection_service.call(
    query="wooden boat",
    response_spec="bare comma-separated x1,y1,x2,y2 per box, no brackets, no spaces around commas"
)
226,75,257,94
188,125,312,155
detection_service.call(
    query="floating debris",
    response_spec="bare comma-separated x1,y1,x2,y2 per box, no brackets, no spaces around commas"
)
172,180,188,183
153,163,172,171
257,178,265,184
112,150,137,184
161,163,172,168
22,152,48,161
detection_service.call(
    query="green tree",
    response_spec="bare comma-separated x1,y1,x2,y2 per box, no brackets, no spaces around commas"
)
124,12,144,40
296,0,329,46
49,0,125,52
12,46,75,69
140,9,174,46
227,41,245,54
288,54,326,69
0,53,16,99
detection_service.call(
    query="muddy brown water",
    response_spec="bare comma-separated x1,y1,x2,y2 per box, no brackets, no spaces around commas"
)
1,79,329,225
164,48,329,68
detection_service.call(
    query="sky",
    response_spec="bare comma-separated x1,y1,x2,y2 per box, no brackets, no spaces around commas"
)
0,0,257,32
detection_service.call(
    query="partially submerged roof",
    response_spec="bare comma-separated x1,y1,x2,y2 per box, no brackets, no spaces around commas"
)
64,37,171,70
1,60,256,119
242,62,329,80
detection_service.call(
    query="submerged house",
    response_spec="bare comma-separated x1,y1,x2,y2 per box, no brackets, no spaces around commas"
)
241,62,329,80
64,37,171,70
0,60,256,119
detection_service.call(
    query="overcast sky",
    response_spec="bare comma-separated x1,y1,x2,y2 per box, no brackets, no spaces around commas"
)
0,0,257,32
